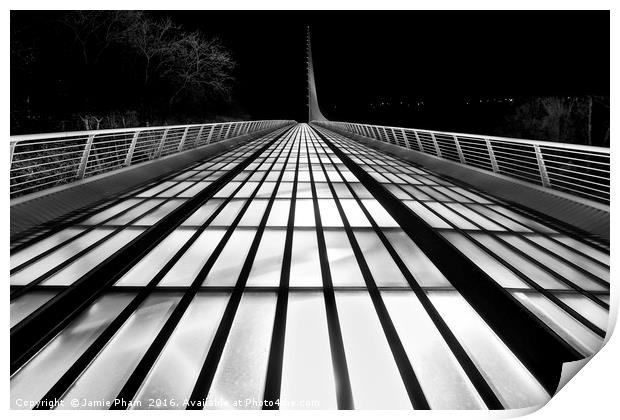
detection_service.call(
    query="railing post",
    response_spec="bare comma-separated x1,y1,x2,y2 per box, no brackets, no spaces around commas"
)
229,123,238,138
390,128,399,145
155,128,170,158
76,134,96,179
534,144,551,187
194,125,205,147
430,132,442,157
124,131,140,166
205,125,215,144
223,123,232,140
453,135,466,164
10,141,16,167
485,138,500,173
401,129,411,149
177,127,190,152
382,127,391,144
412,130,424,152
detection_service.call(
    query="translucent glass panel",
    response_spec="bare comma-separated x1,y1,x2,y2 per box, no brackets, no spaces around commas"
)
10,228,85,270
246,230,286,287
353,230,409,287
11,228,111,285
384,230,451,288
289,230,322,287
276,182,293,198
11,293,135,409
385,184,411,199
182,199,224,226
314,182,333,198
433,186,469,201
115,229,196,286
80,200,141,225
294,199,315,227
296,182,313,198
159,228,226,287
499,234,607,292
489,206,556,234
335,291,412,409
10,290,59,328
105,200,161,224
445,203,505,231
525,234,609,282
133,293,231,409
205,292,277,409
553,236,610,265
428,291,549,408
266,199,290,226
255,182,276,199
338,200,371,227
133,199,184,225
512,292,603,356
420,187,452,202
138,182,176,198
382,291,485,409
468,204,531,232
360,199,399,227
204,229,257,287
214,182,242,198
41,229,144,286
210,199,246,226
331,183,353,198
318,199,343,227
469,233,569,290
233,181,261,198
323,231,365,287
60,293,181,409
238,199,268,226
405,201,451,229
441,232,530,289
350,183,373,198
280,292,337,409
426,202,478,230
554,293,608,331
157,182,194,197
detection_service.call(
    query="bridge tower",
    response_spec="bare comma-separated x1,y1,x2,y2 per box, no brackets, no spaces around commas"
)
307,27,328,122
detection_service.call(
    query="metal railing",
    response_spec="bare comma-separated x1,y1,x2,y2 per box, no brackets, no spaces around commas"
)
313,120,610,205
10,120,295,199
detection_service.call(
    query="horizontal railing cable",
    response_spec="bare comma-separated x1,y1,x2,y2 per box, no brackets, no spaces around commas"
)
10,120,295,199
313,121,610,205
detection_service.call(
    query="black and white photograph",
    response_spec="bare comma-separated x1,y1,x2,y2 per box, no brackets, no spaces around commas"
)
6,2,617,416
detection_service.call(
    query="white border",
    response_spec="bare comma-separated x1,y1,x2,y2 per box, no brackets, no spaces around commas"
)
3,2,617,419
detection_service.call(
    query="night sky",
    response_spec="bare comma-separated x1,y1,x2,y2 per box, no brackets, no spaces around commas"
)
162,10,610,123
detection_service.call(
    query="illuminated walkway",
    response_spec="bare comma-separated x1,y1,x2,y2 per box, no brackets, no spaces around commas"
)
10,123,609,410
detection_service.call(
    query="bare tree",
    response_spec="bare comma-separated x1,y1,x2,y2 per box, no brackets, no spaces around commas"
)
129,16,180,86
540,96,578,141
165,32,236,107
60,11,138,65
12,11,238,132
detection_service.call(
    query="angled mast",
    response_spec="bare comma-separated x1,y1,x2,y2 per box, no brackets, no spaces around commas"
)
307,27,328,122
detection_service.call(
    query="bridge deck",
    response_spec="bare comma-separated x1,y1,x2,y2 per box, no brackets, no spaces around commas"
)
10,123,610,410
